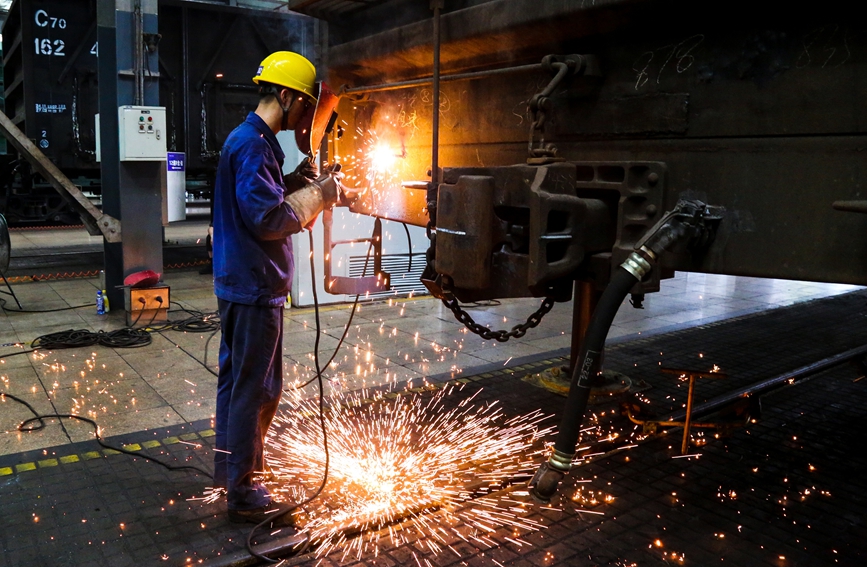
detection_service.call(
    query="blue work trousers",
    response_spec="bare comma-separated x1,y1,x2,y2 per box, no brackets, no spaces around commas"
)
214,298,284,510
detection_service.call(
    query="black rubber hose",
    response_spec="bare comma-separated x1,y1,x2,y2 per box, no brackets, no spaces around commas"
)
552,267,639,455
531,266,639,502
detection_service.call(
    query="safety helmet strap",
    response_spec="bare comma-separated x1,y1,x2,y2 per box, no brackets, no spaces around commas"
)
260,83,297,130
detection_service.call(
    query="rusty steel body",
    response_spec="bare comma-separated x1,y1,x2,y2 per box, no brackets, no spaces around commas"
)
348,158,668,303
325,0,867,288
435,163,620,301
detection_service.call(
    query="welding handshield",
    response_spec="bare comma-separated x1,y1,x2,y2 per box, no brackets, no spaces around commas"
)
295,81,340,158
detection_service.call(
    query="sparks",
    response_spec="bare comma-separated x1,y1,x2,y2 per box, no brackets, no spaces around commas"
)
264,385,554,560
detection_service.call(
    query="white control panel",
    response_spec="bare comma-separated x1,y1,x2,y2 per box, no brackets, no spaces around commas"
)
118,106,167,161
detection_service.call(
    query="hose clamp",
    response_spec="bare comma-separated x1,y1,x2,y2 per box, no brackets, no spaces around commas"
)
638,245,657,262
547,449,574,472
621,251,653,280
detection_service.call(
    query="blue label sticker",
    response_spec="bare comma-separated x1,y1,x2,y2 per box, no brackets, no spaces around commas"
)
256,65,263,76
167,152,185,172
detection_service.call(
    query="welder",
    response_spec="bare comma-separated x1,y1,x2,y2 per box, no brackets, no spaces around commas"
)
211,51,344,528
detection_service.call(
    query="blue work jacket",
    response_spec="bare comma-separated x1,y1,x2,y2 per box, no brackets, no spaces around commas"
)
213,112,303,306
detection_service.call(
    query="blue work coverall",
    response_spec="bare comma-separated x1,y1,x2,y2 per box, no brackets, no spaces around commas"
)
212,112,304,510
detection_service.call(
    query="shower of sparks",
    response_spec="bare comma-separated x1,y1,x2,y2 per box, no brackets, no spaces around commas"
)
332,122,409,218
265,385,555,561
571,486,615,508
192,487,227,505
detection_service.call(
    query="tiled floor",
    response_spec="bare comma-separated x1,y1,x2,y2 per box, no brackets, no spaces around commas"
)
0,224,862,457
5,290,867,566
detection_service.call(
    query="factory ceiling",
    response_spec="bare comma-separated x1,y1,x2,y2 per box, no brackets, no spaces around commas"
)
245,0,394,20
185,0,392,18
0,0,427,36
0,0,389,16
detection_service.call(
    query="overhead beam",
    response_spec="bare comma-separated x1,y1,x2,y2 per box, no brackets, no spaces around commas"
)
328,0,633,81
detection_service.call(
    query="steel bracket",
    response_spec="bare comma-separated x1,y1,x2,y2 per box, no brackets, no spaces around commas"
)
323,209,391,295
594,161,668,294
430,160,667,301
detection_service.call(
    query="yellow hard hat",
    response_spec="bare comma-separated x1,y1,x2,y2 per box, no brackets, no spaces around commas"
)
253,51,317,100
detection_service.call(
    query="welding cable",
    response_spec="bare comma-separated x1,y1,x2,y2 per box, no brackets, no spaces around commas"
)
202,330,220,376
283,295,359,391
100,328,154,348
166,315,221,333
169,300,200,316
150,302,221,376
159,330,220,378
245,229,331,563
401,222,413,273
127,301,151,329
0,346,36,359
132,301,221,374
143,302,221,377
30,329,99,349
150,303,220,377
1,297,92,313
29,327,153,350
0,390,213,478
0,304,218,359
284,241,374,392
153,302,221,333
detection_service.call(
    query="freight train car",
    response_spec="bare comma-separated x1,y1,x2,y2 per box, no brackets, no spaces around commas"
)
321,0,867,288
0,0,317,225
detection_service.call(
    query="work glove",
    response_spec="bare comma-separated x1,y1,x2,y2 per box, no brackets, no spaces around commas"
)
313,164,345,209
321,163,361,207
283,158,319,195
283,164,352,229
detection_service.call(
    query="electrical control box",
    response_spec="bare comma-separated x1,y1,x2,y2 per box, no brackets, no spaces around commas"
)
118,106,167,161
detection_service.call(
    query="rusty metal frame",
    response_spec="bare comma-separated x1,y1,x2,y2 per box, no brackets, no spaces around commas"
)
625,367,737,455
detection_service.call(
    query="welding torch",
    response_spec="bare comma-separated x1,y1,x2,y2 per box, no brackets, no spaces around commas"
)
284,161,360,229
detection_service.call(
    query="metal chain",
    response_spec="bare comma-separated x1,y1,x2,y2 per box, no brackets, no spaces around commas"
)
200,84,220,161
442,295,556,342
72,75,95,159
527,59,571,158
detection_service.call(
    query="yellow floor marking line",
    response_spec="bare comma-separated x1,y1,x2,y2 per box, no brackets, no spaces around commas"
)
0,360,562,477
